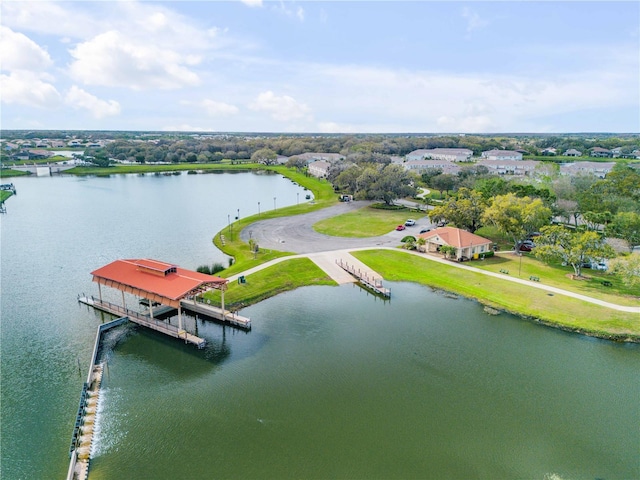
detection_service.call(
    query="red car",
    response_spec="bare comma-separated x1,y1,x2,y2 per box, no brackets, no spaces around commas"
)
396,225,406,231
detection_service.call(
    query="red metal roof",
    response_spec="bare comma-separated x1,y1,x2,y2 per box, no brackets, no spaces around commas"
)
91,259,227,307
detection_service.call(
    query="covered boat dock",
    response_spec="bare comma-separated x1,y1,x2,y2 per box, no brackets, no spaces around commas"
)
80,259,246,348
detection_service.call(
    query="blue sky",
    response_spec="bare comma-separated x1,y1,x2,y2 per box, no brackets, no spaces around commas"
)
1,1,638,133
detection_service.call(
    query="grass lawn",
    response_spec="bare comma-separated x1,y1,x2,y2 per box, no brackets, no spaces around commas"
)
351,249,639,339
313,206,424,237
0,169,29,178
202,257,335,309
212,166,339,277
472,252,640,306
1,191,13,203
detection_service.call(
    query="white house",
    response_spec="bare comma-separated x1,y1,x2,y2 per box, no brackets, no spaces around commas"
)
481,149,523,161
406,148,473,162
559,162,615,178
308,160,331,178
297,152,345,163
402,160,460,175
476,159,539,176
563,149,582,157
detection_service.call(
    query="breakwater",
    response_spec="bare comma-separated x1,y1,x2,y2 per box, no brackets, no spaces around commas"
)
66,317,128,480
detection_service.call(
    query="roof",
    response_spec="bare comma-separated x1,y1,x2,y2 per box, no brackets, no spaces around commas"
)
91,259,227,307
418,227,492,248
482,149,522,156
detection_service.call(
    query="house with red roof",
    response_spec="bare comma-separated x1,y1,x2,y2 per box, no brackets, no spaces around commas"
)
417,227,493,261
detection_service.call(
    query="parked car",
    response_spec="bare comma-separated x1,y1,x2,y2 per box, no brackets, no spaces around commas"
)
517,243,532,252
405,219,416,226
593,262,608,271
436,221,447,227
419,227,432,234
396,225,406,231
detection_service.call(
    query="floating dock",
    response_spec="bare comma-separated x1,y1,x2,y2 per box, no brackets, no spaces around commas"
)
336,258,390,297
78,296,207,348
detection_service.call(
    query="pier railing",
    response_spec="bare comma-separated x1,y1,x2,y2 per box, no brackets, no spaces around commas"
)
336,259,390,297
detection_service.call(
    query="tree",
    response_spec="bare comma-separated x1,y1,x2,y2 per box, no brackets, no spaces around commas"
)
334,165,361,193
440,245,457,259
285,156,307,170
428,188,486,233
420,168,443,186
608,254,640,287
430,173,458,197
367,164,416,205
251,148,278,165
533,225,616,277
482,193,552,251
607,211,640,252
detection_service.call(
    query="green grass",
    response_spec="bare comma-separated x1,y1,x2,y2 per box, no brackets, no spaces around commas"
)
474,225,513,250
472,252,640,305
351,249,640,339
203,257,336,309
313,206,422,237
212,166,339,277
0,191,13,203
0,169,30,178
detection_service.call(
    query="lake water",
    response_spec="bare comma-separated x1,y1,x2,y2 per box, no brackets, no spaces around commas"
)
1,172,638,480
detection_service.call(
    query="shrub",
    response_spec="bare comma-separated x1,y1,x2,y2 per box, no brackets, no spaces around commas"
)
401,235,417,243
478,251,494,259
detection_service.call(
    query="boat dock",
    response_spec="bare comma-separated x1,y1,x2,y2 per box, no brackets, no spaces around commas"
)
336,258,391,297
181,297,251,329
78,296,207,348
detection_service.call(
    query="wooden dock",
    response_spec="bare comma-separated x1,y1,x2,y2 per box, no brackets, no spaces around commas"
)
78,296,207,348
181,298,251,329
336,259,390,297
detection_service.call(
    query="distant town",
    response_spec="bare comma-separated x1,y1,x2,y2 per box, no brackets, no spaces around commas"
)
1,131,639,181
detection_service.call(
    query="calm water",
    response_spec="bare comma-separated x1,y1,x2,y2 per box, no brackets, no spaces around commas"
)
1,173,638,480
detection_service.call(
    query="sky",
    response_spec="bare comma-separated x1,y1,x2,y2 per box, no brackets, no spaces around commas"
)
1,0,639,134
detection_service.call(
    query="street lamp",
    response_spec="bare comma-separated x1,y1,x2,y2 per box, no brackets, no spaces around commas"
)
297,192,299,205
519,252,523,276
237,208,240,220
258,201,261,215
274,196,277,211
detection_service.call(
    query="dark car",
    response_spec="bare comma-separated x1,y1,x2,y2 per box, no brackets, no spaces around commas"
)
419,227,432,234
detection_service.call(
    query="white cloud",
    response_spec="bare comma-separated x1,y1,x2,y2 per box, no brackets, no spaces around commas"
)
240,0,263,7
0,26,52,72
68,30,201,90
65,86,121,119
461,7,489,35
0,71,61,109
162,124,214,132
272,2,305,22
201,99,240,116
249,91,311,122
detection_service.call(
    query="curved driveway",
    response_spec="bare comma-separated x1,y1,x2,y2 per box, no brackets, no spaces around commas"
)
240,200,430,254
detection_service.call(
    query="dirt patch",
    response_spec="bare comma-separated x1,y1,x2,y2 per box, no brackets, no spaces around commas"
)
566,274,592,281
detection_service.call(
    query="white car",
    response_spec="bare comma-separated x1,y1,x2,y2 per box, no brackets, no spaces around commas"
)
405,219,416,226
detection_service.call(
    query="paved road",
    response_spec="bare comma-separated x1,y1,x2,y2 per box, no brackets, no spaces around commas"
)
240,200,431,254
233,201,639,314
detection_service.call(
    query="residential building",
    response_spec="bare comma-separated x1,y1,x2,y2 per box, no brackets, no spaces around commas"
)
297,152,345,163
480,149,523,161
559,162,615,178
308,160,331,178
563,149,582,157
590,147,611,158
405,149,431,161
541,148,557,156
476,159,539,176
417,227,493,261
402,160,461,175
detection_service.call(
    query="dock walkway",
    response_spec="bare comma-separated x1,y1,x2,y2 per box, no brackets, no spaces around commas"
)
335,253,390,297
78,296,207,348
